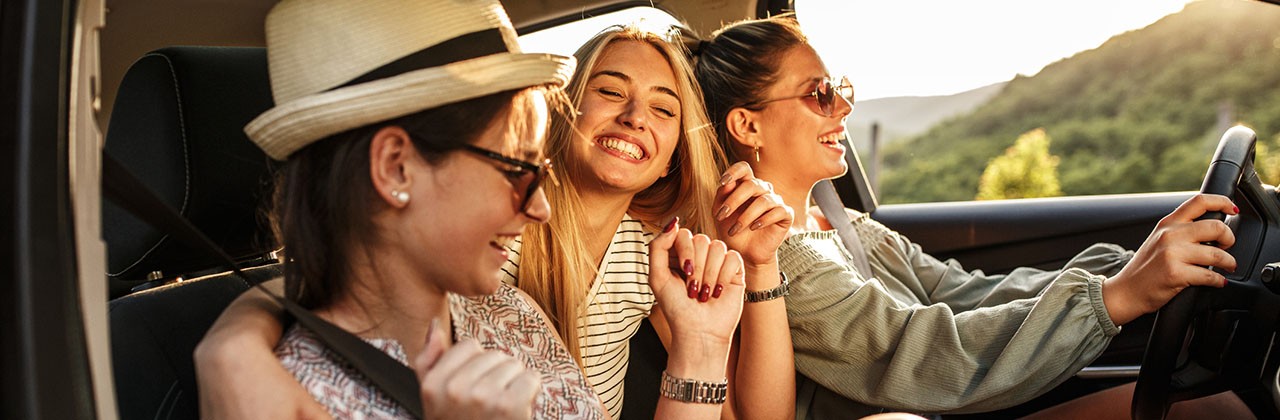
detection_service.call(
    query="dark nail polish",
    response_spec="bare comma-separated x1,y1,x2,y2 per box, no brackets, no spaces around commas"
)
683,259,694,277
750,221,763,231
712,284,724,298
728,222,741,236
719,173,731,186
698,285,711,302
688,281,699,298
664,216,679,233
1233,205,1240,214
716,205,730,220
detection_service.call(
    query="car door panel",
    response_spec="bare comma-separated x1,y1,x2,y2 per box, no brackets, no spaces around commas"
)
870,192,1193,274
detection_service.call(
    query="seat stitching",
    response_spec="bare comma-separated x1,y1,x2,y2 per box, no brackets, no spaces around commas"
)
108,52,193,277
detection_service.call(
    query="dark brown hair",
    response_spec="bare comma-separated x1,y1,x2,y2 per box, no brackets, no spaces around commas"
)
694,14,808,162
273,89,537,309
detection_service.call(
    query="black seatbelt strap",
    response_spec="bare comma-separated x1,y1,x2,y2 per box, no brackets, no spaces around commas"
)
102,153,426,419
812,179,874,278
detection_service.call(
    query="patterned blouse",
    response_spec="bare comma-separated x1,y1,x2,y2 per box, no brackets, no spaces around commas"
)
276,283,605,419
501,215,656,418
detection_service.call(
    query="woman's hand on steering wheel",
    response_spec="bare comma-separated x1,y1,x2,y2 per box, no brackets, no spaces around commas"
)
1102,193,1239,326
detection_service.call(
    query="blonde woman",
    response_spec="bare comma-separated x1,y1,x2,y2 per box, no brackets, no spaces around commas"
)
197,25,796,419
516,25,795,419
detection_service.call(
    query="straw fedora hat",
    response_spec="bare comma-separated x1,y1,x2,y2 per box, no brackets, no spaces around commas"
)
245,0,575,160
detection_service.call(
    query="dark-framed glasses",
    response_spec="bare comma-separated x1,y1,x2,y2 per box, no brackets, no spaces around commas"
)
752,76,854,117
460,144,553,214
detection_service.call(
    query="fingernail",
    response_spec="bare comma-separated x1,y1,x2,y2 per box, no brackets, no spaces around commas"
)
664,217,679,233
712,284,723,298
1223,277,1228,288
750,221,763,231
716,205,730,220
683,259,694,277
1233,205,1240,214
699,285,711,302
728,222,741,236
688,281,699,298
719,172,731,186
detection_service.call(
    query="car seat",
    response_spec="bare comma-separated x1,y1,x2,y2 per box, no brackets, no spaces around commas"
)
103,46,278,298
104,46,279,420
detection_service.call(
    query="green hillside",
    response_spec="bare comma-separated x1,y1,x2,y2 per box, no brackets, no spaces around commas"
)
878,0,1280,204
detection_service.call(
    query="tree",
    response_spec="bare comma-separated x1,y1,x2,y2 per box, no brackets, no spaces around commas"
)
976,128,1064,200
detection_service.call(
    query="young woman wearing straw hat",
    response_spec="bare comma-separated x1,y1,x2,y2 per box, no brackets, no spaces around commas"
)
195,0,750,418
199,21,796,420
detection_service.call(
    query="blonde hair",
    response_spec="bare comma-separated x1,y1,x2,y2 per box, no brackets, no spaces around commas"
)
518,25,727,363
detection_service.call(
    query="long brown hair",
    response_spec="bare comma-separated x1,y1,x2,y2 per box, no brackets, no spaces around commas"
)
695,14,808,161
518,25,727,363
274,88,548,309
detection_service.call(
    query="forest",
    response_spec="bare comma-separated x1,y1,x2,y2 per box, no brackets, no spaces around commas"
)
877,0,1280,204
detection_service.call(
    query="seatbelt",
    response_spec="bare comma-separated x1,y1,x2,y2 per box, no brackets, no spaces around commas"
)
102,153,426,419
812,179,874,278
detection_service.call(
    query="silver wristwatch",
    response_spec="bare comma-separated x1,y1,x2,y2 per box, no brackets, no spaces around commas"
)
744,271,789,303
659,370,728,404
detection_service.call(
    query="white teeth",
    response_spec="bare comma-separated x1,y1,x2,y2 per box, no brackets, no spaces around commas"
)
600,137,643,160
818,132,846,144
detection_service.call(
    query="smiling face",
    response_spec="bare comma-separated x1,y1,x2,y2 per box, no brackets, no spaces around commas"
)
568,40,682,197
405,91,551,296
750,44,853,188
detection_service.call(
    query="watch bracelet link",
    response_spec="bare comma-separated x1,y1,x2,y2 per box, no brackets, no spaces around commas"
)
743,270,789,303
659,370,728,404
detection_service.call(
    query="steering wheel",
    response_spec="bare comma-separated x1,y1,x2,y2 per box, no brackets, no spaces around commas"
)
1133,126,1280,419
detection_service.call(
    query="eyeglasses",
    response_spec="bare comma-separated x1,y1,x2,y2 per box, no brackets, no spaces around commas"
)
751,76,854,117
460,144,553,214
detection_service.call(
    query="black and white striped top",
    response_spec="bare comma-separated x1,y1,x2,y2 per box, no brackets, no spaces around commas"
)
501,216,656,418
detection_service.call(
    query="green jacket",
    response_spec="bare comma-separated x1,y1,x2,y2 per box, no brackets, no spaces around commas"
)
781,211,1131,418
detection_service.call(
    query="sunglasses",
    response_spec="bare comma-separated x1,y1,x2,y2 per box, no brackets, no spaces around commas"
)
460,144,553,214
752,76,855,117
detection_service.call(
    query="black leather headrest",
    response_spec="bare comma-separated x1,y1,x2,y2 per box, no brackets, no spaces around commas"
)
103,46,277,296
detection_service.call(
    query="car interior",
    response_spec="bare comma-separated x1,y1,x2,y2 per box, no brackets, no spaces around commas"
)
102,45,281,419
4,0,1280,419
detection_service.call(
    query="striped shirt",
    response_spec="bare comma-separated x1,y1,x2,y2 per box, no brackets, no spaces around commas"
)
501,216,656,418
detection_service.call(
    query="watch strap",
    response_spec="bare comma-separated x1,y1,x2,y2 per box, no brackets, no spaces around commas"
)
659,370,728,404
744,271,789,303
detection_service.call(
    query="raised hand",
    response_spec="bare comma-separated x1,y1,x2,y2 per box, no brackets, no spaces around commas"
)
648,218,746,346
714,162,793,271
413,319,541,420
1102,194,1238,325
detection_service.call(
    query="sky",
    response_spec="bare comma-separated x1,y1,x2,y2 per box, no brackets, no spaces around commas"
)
520,0,1196,100
798,0,1197,100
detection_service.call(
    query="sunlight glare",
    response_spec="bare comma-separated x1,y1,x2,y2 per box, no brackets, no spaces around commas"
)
797,0,1196,99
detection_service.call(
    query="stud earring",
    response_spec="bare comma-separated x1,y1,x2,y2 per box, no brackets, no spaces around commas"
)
391,189,410,204
754,145,761,163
